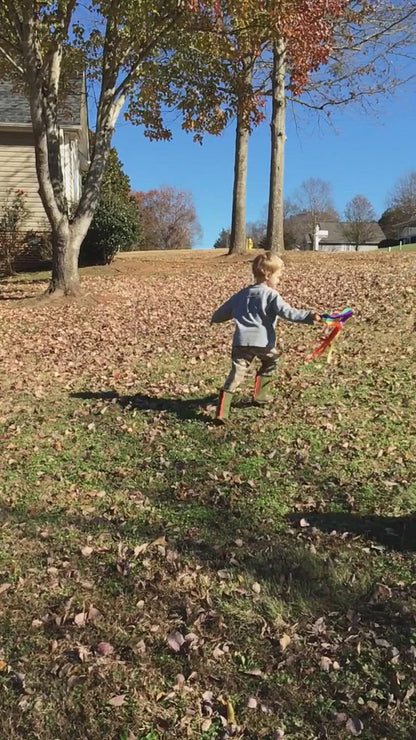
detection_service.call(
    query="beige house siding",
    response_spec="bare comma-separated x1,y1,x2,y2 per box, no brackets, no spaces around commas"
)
0,130,49,231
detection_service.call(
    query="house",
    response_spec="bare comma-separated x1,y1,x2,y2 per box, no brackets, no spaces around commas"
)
0,75,89,233
393,218,416,245
311,221,385,252
399,224,416,243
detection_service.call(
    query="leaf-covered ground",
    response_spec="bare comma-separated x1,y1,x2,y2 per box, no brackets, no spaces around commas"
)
0,250,415,740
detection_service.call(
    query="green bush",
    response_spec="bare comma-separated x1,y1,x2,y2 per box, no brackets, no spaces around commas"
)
80,194,142,265
0,189,30,275
80,144,142,265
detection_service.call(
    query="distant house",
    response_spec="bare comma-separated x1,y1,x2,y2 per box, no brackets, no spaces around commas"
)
0,76,89,232
311,221,385,252
396,220,416,245
400,228,416,243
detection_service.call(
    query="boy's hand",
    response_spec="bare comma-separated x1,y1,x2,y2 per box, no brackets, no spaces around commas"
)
312,312,322,323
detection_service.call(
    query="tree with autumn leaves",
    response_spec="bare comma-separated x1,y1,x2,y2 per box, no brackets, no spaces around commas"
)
0,1,207,295
133,187,201,251
0,1,275,294
0,0,354,293
233,0,416,254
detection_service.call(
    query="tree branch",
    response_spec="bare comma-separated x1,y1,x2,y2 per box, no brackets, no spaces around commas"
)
4,0,24,38
0,44,23,73
113,13,182,102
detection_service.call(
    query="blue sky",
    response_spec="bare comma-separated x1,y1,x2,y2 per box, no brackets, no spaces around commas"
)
111,87,415,249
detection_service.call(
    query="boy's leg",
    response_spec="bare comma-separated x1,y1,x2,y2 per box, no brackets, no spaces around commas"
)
224,347,253,391
253,348,279,404
215,348,253,422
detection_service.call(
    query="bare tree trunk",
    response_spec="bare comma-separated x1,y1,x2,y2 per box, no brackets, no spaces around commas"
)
228,61,253,256
266,39,286,254
46,217,92,296
20,24,118,296
43,127,114,296
47,220,78,296
228,113,249,255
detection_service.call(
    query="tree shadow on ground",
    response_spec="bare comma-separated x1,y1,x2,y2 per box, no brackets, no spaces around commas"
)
72,390,219,421
3,476,416,739
288,511,416,552
0,290,41,301
0,503,160,541
0,279,48,301
72,389,257,422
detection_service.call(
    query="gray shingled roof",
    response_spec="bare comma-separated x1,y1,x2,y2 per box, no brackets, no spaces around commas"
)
0,76,84,127
318,220,385,245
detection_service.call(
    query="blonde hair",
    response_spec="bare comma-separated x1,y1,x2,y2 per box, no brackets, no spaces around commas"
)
252,253,284,282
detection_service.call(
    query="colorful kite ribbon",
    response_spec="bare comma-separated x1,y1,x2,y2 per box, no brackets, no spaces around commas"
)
305,308,353,364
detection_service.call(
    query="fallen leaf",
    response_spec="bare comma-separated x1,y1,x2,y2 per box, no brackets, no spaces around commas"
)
346,717,364,736
217,569,229,580
150,536,166,548
252,582,261,594
404,685,415,703
174,673,185,690
201,719,212,732
74,611,86,627
81,546,93,558
67,674,81,690
320,656,332,672
334,712,348,726
213,644,224,659
0,583,12,595
226,698,235,723
96,641,114,657
87,605,101,622
374,638,390,648
167,630,185,653
372,583,392,601
108,694,126,707
134,543,148,557
244,667,263,677
78,646,89,662
280,633,291,652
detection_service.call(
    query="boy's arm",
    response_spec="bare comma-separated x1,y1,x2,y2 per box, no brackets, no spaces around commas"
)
210,297,234,324
271,293,314,324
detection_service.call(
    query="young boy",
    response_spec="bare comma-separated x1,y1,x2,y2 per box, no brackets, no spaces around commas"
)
210,252,320,422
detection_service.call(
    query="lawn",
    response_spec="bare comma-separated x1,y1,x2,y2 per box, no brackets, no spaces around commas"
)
378,244,416,253
0,249,415,740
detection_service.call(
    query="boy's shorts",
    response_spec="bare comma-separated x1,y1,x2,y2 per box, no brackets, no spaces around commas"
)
224,346,279,391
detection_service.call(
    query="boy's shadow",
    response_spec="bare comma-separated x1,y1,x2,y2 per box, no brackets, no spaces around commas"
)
72,390,220,421
288,512,416,552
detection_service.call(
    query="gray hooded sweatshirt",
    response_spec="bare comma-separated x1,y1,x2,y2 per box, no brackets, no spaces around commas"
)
211,283,313,348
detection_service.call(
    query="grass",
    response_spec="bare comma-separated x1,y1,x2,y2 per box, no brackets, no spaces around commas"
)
0,249,415,740
380,243,416,253
0,248,232,285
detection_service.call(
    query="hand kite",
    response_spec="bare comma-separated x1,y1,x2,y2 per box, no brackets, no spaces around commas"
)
305,307,353,364
321,308,354,325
